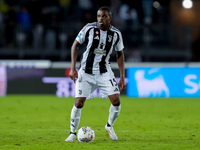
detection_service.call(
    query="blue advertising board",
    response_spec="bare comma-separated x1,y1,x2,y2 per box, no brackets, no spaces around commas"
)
127,67,200,98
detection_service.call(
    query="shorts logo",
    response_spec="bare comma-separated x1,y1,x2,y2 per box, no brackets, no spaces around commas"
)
114,88,119,92
79,90,82,95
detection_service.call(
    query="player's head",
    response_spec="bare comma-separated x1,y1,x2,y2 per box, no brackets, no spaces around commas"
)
97,6,112,31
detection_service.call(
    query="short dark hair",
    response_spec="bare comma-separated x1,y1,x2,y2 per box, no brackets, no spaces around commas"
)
98,6,112,16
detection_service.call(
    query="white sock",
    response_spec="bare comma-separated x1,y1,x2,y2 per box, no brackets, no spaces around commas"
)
108,104,121,126
70,105,81,133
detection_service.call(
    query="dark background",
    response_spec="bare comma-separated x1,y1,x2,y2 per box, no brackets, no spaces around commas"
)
0,0,200,62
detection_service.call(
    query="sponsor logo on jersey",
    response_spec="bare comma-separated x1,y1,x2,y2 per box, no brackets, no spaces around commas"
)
94,43,106,55
94,48,106,56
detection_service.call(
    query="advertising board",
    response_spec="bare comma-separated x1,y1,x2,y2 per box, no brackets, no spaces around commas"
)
127,67,200,97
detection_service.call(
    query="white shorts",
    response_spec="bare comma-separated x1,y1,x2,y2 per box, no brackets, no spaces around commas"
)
75,68,120,99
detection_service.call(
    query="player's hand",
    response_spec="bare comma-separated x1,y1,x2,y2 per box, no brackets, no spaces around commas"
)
69,68,78,83
119,78,126,92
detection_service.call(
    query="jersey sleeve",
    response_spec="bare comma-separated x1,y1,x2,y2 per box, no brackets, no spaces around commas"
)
75,23,89,44
115,31,124,51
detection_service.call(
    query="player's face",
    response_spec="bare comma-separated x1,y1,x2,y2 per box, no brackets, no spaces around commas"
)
97,10,111,31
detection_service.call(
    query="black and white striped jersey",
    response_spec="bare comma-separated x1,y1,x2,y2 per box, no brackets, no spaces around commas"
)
75,22,124,74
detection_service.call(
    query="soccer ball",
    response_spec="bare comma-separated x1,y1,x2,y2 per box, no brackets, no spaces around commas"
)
77,126,95,142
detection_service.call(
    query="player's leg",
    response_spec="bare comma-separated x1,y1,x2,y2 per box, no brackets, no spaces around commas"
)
100,70,121,126
98,70,121,141
108,94,121,126
65,97,86,142
105,94,121,141
65,69,95,142
71,97,86,131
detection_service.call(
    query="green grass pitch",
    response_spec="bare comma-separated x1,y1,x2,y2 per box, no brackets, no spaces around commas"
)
0,95,200,150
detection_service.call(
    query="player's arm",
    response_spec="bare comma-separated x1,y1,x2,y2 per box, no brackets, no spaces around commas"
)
69,40,80,83
117,50,126,91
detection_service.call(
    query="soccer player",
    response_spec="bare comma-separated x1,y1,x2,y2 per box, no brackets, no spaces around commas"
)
65,6,126,141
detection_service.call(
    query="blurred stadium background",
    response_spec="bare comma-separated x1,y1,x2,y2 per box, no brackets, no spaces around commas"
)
0,0,200,97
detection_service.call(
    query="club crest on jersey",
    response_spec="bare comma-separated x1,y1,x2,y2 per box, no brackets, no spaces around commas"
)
108,35,112,42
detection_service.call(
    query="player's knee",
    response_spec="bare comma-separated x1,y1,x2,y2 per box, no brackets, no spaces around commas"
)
75,97,86,108
109,94,121,106
112,99,120,106
75,101,84,108
112,97,121,106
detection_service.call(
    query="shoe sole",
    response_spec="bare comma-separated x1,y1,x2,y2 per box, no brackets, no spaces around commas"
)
65,138,75,142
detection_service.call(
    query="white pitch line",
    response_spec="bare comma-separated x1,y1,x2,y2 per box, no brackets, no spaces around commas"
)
0,129,199,133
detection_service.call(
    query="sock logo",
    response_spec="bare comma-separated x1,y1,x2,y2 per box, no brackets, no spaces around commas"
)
71,124,75,128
